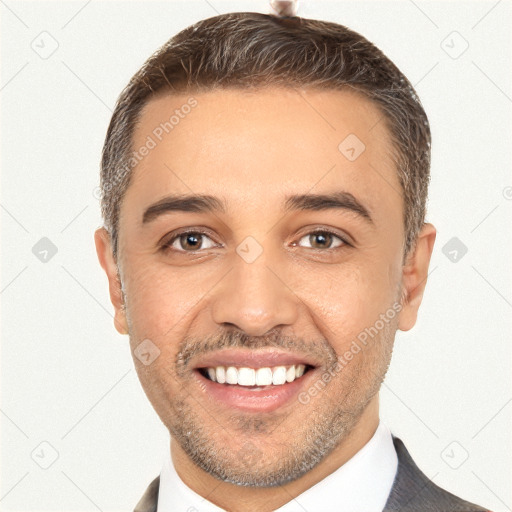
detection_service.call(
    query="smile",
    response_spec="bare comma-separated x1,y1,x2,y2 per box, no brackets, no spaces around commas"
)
199,363,308,387
191,349,320,412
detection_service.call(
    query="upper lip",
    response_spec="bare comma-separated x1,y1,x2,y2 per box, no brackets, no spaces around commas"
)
192,349,321,369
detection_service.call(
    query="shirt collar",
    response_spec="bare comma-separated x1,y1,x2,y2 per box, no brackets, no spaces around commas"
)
157,420,397,512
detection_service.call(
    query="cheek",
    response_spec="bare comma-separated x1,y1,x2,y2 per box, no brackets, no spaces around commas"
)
122,260,202,341
131,353,182,424
298,261,399,348
122,241,401,347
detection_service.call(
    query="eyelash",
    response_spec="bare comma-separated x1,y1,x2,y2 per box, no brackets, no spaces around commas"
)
160,228,351,253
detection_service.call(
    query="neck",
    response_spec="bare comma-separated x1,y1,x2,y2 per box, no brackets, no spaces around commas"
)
171,396,380,512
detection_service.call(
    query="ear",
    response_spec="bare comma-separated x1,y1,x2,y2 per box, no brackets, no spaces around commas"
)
398,223,437,331
94,227,128,335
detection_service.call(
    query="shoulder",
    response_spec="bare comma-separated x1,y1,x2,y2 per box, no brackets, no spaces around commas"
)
384,436,491,512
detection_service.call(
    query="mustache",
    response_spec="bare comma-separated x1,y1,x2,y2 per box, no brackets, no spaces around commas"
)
174,329,338,374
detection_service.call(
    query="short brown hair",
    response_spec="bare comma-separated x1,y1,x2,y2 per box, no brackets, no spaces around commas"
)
100,12,431,261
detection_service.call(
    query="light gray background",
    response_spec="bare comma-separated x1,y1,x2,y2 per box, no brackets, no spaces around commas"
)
1,1,511,511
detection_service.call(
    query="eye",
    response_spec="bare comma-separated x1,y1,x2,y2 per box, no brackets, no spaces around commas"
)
161,230,218,252
295,230,348,250
160,228,349,254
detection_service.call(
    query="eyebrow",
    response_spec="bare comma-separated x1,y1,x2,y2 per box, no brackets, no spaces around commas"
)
142,191,373,225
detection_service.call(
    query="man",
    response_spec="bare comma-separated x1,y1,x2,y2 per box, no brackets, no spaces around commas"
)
94,9,491,512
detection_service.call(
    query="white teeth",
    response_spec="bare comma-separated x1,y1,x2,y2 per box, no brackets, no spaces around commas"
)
255,367,273,386
216,366,226,384
238,367,256,386
203,364,309,386
225,366,238,384
272,366,287,385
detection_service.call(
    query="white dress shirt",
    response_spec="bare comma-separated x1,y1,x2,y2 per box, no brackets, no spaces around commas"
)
157,420,398,512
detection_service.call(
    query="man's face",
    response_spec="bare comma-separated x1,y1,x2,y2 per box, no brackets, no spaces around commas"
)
105,87,411,485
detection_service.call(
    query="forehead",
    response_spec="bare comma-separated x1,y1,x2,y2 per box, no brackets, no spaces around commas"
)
124,87,401,221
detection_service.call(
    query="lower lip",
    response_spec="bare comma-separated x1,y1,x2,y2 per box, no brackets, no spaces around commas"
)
193,368,317,413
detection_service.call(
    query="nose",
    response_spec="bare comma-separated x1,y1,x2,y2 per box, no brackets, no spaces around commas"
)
210,249,300,337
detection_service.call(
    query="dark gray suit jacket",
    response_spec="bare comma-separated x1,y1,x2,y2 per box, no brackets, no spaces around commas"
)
134,436,490,511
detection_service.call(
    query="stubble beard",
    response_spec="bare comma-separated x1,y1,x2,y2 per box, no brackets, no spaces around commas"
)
158,324,396,488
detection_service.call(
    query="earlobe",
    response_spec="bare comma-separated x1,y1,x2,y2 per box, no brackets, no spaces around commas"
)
94,227,129,335
398,223,437,332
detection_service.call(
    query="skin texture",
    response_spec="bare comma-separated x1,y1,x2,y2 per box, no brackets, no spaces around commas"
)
95,87,436,511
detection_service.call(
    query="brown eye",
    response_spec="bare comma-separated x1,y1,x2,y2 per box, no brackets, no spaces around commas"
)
297,230,346,250
162,231,217,252
179,233,203,250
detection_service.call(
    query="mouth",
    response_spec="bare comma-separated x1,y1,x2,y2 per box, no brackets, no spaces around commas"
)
197,363,311,387
191,349,320,413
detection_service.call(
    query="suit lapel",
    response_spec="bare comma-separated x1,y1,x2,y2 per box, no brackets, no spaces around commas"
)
383,436,488,511
133,475,159,512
